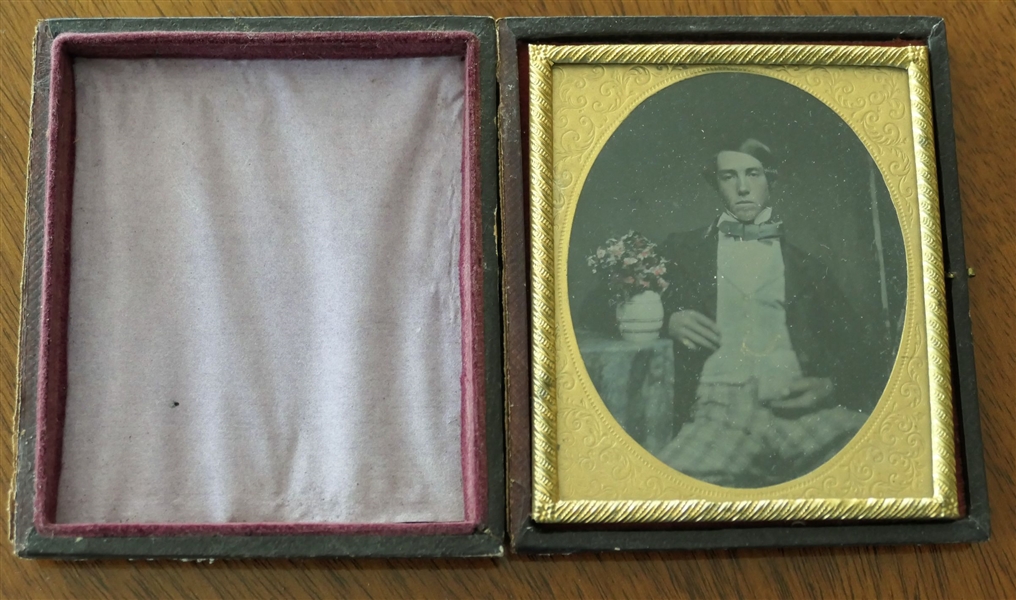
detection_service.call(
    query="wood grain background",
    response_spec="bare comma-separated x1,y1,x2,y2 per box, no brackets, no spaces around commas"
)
2,1,1013,598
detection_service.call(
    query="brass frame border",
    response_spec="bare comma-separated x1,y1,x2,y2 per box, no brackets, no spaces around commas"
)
528,43,957,524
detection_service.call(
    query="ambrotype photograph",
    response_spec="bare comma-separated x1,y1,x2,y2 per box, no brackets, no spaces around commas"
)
569,72,907,489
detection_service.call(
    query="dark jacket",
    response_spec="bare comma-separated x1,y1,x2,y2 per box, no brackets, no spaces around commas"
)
657,222,886,421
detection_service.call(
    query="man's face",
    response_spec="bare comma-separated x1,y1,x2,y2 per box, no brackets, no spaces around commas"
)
715,150,770,223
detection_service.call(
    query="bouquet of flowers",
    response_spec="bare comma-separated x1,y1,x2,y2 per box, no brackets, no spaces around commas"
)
587,231,670,308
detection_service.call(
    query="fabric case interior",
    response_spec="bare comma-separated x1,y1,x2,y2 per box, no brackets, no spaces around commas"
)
34,31,486,537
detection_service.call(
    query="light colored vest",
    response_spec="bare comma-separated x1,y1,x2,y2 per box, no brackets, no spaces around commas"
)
698,211,803,401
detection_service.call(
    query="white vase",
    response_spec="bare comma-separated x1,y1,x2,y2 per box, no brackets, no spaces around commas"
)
615,290,664,342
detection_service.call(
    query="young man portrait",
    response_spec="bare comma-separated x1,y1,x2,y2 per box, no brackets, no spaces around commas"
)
655,138,881,488
568,73,907,489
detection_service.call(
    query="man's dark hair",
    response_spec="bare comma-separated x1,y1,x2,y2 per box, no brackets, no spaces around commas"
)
701,138,780,188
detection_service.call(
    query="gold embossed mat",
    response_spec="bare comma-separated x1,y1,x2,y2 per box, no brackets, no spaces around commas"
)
528,44,958,525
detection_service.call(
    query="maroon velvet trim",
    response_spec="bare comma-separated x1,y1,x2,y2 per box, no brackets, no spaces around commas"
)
458,36,487,526
505,41,534,539
54,30,476,60
42,520,475,538
544,39,926,49
35,30,486,538
34,30,77,533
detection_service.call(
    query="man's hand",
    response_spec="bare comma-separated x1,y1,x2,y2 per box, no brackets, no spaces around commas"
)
668,310,721,352
765,377,834,415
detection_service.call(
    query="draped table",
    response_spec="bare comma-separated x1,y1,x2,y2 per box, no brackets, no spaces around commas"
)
575,331,678,455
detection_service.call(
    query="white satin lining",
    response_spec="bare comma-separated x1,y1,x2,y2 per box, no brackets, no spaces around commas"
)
57,57,466,524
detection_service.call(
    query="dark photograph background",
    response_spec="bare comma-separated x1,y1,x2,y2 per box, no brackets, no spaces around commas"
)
568,71,908,354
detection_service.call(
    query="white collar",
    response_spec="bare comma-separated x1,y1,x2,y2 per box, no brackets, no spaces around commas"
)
718,206,772,226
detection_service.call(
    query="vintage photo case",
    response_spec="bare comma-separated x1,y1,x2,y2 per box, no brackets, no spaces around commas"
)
529,43,959,524
12,16,505,559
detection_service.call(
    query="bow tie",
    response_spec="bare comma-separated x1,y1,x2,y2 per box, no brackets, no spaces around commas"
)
717,220,784,241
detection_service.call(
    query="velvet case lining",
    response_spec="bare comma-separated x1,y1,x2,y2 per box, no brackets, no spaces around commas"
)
34,30,486,538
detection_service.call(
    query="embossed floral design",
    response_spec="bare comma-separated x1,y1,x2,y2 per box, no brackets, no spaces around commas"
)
534,48,951,522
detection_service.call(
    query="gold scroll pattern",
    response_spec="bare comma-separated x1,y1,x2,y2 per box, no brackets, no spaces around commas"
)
530,43,956,523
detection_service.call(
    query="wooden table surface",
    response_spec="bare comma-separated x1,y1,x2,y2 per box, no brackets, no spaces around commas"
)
2,1,1013,598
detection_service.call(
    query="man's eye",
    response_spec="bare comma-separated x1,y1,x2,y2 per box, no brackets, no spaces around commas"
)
719,173,734,180
748,170,762,177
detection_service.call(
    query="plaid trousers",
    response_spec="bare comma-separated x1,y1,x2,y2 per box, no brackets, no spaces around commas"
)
657,381,867,488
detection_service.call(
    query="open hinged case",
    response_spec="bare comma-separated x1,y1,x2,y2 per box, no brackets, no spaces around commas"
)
498,17,989,553
12,16,504,559
11,15,990,560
